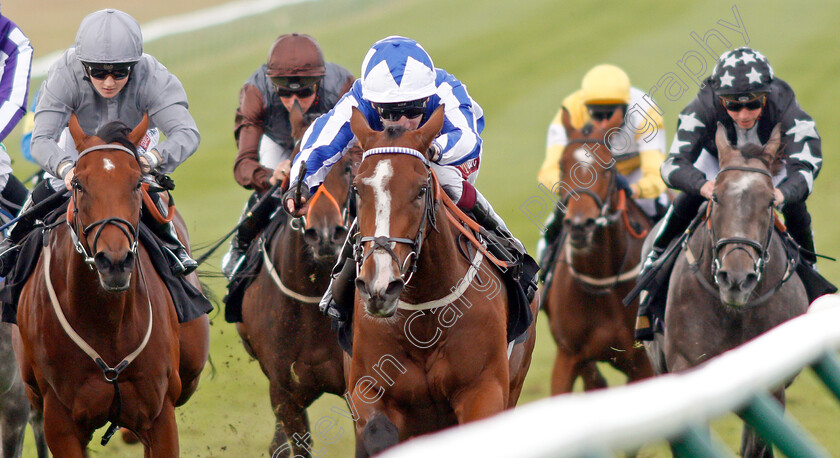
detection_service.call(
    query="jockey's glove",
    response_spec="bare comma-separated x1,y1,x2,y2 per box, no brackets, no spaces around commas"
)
283,182,311,217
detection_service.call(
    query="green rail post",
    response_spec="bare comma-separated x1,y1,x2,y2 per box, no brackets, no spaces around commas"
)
670,424,731,457
738,391,829,458
811,351,840,401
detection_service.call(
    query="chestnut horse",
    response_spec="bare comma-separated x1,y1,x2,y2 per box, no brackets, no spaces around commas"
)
647,125,807,457
346,106,538,457
235,104,359,457
13,115,209,456
543,109,654,394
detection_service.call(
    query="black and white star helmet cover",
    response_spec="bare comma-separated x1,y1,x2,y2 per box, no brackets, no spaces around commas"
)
710,47,774,97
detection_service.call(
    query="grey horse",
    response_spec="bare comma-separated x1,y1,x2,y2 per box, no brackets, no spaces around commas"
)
645,124,808,457
1,322,46,458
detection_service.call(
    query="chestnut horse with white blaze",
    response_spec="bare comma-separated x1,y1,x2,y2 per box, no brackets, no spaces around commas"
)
346,106,538,457
543,108,654,394
13,115,209,456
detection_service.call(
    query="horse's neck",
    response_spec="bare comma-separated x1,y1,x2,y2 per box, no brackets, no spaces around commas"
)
401,207,470,303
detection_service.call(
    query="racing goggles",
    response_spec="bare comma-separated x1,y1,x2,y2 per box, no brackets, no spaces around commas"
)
719,93,766,111
84,62,133,80
586,104,625,122
271,76,321,98
374,99,427,121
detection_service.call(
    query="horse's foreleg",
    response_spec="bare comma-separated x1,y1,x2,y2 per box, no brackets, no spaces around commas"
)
176,315,209,407
0,382,29,458
42,391,88,458
146,401,179,458
452,379,507,423
550,350,580,394
611,345,655,384
29,409,48,458
740,389,784,458
579,361,608,391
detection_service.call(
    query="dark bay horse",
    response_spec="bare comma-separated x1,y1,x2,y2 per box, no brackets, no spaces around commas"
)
346,106,538,457
235,103,358,457
13,115,209,456
543,109,654,394
649,124,807,457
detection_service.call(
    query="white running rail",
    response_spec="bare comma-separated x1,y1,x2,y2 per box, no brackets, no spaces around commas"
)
383,295,840,458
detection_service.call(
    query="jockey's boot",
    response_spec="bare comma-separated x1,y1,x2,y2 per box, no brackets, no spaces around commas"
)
146,218,198,276
639,205,687,280
222,190,284,279
471,190,527,264
537,207,564,283
319,219,358,325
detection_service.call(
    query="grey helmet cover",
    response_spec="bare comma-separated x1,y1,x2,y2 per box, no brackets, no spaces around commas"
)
74,9,143,64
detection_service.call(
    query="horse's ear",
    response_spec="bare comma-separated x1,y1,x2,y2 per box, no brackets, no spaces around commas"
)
128,114,149,145
561,107,574,136
350,107,376,150
68,114,88,151
715,122,733,162
764,123,782,159
416,105,445,154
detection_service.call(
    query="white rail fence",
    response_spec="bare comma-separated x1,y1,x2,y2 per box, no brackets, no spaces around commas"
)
384,295,840,458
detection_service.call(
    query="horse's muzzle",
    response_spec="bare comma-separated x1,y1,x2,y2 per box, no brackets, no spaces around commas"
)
304,224,348,260
716,268,759,307
94,250,135,291
356,276,404,317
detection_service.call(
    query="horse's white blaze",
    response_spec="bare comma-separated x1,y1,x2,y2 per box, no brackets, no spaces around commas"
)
573,147,595,165
727,173,762,198
726,173,763,239
361,160,397,291
103,158,115,171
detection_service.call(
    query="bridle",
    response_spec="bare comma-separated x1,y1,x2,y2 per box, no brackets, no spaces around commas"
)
561,138,622,228
353,147,437,286
685,165,797,307
289,161,355,234
48,141,152,445
708,166,775,285
67,143,141,268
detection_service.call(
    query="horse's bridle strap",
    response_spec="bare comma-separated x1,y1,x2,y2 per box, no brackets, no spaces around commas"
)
260,238,323,304
78,143,137,158
43,239,153,380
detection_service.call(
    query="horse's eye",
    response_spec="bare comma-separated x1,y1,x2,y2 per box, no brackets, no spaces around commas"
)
136,181,143,190
417,186,427,200
711,193,719,203
72,179,83,192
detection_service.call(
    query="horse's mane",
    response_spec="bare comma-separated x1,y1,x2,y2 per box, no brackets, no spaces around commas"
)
94,121,139,154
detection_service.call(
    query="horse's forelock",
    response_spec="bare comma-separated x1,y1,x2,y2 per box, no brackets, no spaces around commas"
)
384,125,407,140
732,144,773,169
95,121,139,155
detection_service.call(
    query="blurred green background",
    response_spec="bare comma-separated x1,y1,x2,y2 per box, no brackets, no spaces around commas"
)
5,0,840,456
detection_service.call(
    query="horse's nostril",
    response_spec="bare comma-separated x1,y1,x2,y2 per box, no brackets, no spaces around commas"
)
384,279,404,300
743,272,759,289
717,271,730,287
333,226,349,243
94,252,112,271
304,228,320,245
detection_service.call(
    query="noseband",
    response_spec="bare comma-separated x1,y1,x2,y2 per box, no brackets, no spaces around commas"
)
68,143,141,267
354,147,437,285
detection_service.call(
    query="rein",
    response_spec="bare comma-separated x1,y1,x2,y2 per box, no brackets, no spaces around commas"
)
259,238,322,304
684,165,798,308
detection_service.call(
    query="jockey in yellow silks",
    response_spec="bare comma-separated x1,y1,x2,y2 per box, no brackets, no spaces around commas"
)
536,64,669,278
